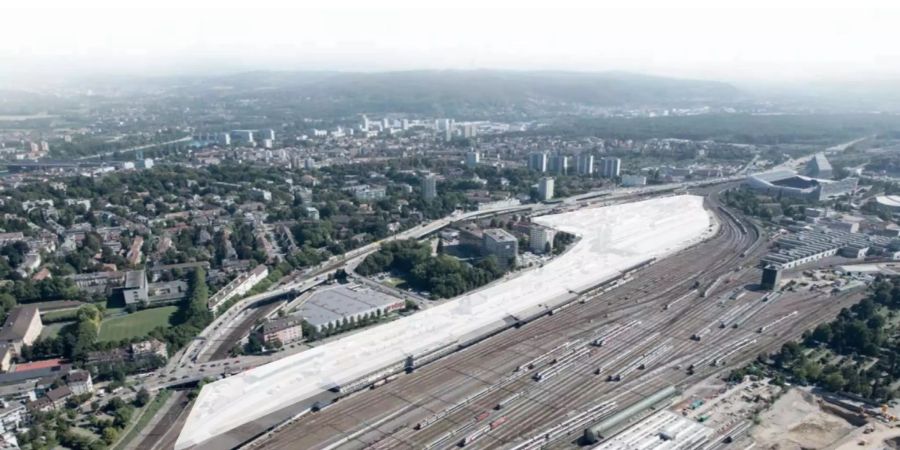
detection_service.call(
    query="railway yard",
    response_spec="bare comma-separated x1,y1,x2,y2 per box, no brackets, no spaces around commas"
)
235,190,867,450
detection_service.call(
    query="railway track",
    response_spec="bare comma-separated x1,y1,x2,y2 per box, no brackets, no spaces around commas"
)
253,189,862,450
253,194,771,449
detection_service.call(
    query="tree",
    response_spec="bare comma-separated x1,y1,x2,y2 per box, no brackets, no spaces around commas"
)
269,338,284,350
135,387,151,407
823,372,846,392
102,426,119,445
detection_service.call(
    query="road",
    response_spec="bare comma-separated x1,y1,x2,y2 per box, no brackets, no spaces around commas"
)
76,136,192,160
771,136,870,173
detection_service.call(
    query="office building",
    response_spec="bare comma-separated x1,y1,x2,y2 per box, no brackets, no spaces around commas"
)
465,151,480,168
538,177,555,201
528,152,548,173
600,157,621,178
530,225,556,254
576,153,594,175
422,175,438,201
462,124,477,138
483,228,518,267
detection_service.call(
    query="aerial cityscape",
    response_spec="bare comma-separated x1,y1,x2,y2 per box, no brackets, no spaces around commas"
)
3,2,900,450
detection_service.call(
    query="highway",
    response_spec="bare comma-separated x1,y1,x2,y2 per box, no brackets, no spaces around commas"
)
245,187,864,450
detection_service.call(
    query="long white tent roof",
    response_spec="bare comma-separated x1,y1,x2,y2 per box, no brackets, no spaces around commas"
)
176,195,713,449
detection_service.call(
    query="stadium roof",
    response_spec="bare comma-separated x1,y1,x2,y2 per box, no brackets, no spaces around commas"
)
876,195,900,208
175,195,713,450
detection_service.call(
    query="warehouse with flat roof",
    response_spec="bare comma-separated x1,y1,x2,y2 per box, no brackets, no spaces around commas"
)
296,285,405,333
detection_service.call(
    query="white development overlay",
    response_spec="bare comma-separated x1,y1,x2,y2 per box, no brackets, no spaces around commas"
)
176,195,713,449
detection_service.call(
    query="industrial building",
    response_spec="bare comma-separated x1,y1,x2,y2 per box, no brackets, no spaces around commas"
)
176,196,714,450
297,285,405,334
761,228,893,269
590,409,713,450
483,228,519,267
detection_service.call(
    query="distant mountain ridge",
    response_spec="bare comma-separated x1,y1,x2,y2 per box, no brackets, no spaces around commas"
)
158,70,742,117
0,70,744,119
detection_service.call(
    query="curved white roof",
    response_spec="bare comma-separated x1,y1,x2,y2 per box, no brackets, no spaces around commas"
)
175,195,713,449
876,195,900,208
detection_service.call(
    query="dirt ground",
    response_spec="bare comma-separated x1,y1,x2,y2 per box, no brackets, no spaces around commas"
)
752,388,856,450
832,421,900,450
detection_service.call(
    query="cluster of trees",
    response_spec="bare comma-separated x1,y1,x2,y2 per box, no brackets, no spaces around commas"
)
21,304,102,362
150,268,212,351
538,113,900,146
357,240,506,299
768,278,900,401
299,308,387,342
0,277,81,303
721,188,809,221
17,386,153,450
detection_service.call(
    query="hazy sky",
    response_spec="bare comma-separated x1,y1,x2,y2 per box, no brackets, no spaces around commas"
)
3,0,900,84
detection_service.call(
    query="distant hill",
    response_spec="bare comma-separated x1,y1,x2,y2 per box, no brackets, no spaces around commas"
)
162,70,743,118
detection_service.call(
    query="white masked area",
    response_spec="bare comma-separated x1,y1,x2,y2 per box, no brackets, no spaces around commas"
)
176,195,713,449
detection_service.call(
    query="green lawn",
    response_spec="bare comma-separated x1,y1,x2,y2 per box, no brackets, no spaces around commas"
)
98,306,178,342
41,309,80,322
40,322,73,340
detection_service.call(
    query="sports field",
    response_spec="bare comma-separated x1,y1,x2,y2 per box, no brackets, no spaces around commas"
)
98,306,177,342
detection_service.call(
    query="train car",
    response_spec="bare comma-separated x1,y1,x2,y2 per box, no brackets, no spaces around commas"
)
460,426,489,447
496,392,522,410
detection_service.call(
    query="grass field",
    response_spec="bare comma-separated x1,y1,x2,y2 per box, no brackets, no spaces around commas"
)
41,309,80,322
98,306,177,342
40,322,73,340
